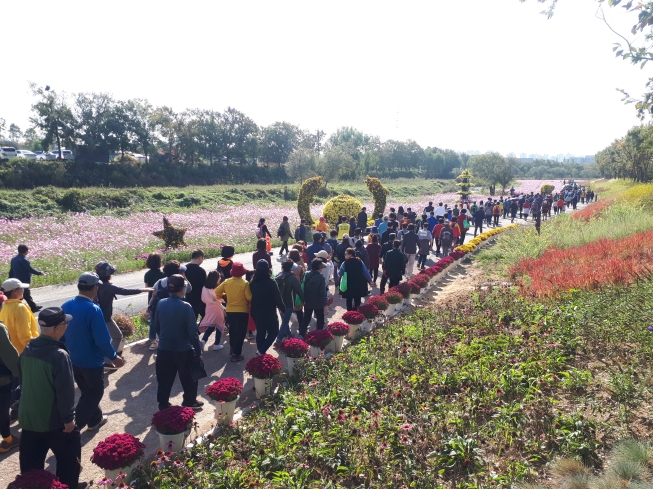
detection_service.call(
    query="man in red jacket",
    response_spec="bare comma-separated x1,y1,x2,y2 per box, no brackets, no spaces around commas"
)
431,218,445,257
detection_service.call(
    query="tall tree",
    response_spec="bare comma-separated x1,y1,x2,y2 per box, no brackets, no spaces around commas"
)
8,124,22,144
286,148,318,183
218,107,258,164
29,83,75,158
317,145,354,188
73,92,119,160
261,121,300,166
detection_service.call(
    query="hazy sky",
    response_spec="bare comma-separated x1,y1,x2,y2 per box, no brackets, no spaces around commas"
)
3,0,650,156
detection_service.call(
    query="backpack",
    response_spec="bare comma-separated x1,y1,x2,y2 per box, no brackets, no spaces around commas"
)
147,280,170,320
440,229,453,245
277,224,285,237
217,258,233,282
256,226,263,238
531,202,540,214
275,274,290,302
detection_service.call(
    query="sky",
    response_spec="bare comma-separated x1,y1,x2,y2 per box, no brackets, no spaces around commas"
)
2,0,651,157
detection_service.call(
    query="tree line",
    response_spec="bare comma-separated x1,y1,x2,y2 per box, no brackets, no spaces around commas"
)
595,124,653,182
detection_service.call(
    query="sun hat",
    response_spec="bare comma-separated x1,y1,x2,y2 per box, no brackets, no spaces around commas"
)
1,278,29,292
315,250,329,260
230,262,247,277
38,307,72,328
342,233,349,239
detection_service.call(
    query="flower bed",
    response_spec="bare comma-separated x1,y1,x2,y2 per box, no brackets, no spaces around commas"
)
7,470,68,489
278,338,310,358
384,291,403,305
367,295,389,311
571,199,613,221
394,283,412,299
245,354,282,379
327,322,350,336
342,310,366,325
205,378,243,402
304,330,334,350
358,303,379,320
91,433,145,470
151,406,195,435
455,223,518,254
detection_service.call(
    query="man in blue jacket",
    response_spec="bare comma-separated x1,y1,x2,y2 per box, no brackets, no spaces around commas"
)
62,272,124,431
9,244,46,313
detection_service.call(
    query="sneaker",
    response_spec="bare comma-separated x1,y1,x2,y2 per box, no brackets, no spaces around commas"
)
0,435,20,453
231,355,244,362
247,331,255,339
212,344,224,351
149,340,159,351
32,305,43,313
87,415,109,431
182,401,204,411
200,340,206,350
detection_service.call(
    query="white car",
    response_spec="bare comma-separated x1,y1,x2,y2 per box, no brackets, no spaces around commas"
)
0,147,17,161
34,151,57,161
16,150,37,159
50,149,74,160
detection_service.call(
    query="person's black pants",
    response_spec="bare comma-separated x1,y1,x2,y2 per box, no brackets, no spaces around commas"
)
254,315,279,355
0,383,11,438
279,241,289,255
486,215,492,226
345,297,362,312
155,349,198,410
202,327,222,344
300,307,324,336
379,273,388,294
435,238,441,254
20,428,81,490
388,276,401,289
226,312,249,356
493,215,499,226
474,223,483,236
370,267,378,281
72,366,104,429
22,288,38,312
460,231,467,244
188,300,205,321
417,254,427,269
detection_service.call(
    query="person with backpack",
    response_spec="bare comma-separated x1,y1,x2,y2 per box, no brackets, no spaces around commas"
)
381,240,407,292
326,230,339,254
144,253,165,303
215,262,251,362
277,216,293,256
256,218,271,241
440,221,454,257
299,259,328,336
492,202,501,227
249,260,285,356
9,245,46,313
531,200,541,221
484,201,493,227
295,220,307,244
306,232,325,262
274,260,305,345
523,200,531,221
199,271,226,351
148,261,193,351
510,199,519,223
473,205,485,237
184,250,207,321
417,222,431,270
95,261,152,369
217,246,235,281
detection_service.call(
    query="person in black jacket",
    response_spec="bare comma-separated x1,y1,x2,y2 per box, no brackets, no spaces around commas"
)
250,260,285,355
184,250,207,320
95,262,152,369
401,224,419,278
473,206,486,237
338,248,374,311
274,260,305,345
357,207,368,231
299,259,327,336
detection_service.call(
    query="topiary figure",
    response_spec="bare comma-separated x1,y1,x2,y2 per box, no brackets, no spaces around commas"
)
456,169,475,202
541,184,555,195
322,194,364,227
297,176,323,226
365,176,389,220
153,216,187,249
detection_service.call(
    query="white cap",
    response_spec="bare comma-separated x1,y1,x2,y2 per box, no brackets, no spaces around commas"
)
2,278,29,292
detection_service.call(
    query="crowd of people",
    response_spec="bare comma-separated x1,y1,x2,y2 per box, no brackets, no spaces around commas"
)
0,186,588,488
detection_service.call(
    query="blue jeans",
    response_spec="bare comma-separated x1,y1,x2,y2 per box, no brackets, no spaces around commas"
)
277,307,294,342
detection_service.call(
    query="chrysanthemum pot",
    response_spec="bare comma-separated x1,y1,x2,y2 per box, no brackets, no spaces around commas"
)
333,335,344,352
347,323,360,340
384,303,396,316
254,377,272,398
309,345,323,357
213,396,239,425
157,431,186,452
359,319,372,333
403,297,411,306
286,355,301,371
105,465,135,486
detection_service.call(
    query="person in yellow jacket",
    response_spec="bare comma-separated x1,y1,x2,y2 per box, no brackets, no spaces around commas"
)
315,216,329,233
337,216,349,240
215,262,252,362
0,279,38,354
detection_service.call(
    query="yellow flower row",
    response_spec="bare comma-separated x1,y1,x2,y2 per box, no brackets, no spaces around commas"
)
455,223,519,253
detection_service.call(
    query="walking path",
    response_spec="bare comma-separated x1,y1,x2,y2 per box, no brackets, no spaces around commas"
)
0,208,578,488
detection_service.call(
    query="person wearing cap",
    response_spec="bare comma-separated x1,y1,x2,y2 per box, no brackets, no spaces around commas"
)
62,272,124,431
299,259,328,336
9,245,46,313
152,275,203,411
338,247,374,311
357,207,368,232
337,216,349,240
306,232,325,263
215,262,252,362
277,216,294,256
0,293,19,454
249,260,285,355
440,221,454,257
0,278,39,355
18,306,80,489
95,261,152,369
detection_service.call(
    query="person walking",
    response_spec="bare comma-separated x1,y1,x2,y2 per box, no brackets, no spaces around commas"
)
299,259,327,336
381,240,407,291
199,271,226,351
184,250,207,321
0,293,19,454
348,216,357,237
432,218,445,256
277,216,293,256
484,201,493,227
215,263,251,362
366,235,381,284
459,210,470,244
492,201,501,227
337,216,349,239
306,232,325,262
440,221,454,257
510,199,519,223
294,219,307,244
252,239,273,271
152,275,203,411
256,218,271,241
417,222,431,270
354,239,370,271
62,273,124,431
0,279,39,355
9,245,46,313
274,260,305,345
357,207,368,231
523,200,531,221
250,260,285,355
95,262,152,369
144,253,165,303
402,224,419,278
18,307,80,489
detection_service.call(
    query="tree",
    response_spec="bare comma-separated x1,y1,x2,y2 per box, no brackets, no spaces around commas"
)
8,124,22,144
29,83,75,158
286,148,318,183
261,121,300,166
73,92,120,160
150,106,178,163
316,145,354,188
468,152,507,194
218,107,258,164
124,99,155,163
422,149,446,178
0,118,5,141
621,125,653,181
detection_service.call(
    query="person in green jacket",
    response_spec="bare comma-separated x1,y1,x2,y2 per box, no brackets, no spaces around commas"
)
19,307,80,490
0,292,20,454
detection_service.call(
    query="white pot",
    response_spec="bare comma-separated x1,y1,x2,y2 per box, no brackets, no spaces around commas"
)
390,302,403,314
384,303,395,316
213,397,238,425
360,319,371,333
347,323,359,340
157,430,186,452
333,335,344,352
254,377,272,398
403,297,411,306
105,464,134,485
309,345,322,357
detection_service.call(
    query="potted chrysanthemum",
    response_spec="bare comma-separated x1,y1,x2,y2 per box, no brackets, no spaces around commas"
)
278,337,310,371
7,470,68,489
90,433,145,483
304,330,334,357
342,310,366,339
245,354,282,398
326,322,349,352
205,377,243,425
395,283,413,306
412,275,429,297
151,406,195,452
358,303,379,332
383,291,403,316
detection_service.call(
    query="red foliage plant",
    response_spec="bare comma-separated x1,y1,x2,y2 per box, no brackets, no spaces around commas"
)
151,406,195,435
367,295,389,311
278,338,310,358
412,275,429,288
510,229,653,297
327,321,350,336
394,283,412,299
205,377,243,402
342,310,366,324
90,433,146,470
304,329,334,350
245,353,282,379
358,303,379,319
437,256,454,267
572,199,612,221
7,470,68,489
449,251,465,260
383,291,403,304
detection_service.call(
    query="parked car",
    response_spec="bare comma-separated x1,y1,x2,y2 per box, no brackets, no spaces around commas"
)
0,147,17,161
50,149,74,160
34,151,57,161
16,150,37,159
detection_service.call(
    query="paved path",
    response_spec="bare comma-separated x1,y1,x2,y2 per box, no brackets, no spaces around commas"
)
0,207,577,488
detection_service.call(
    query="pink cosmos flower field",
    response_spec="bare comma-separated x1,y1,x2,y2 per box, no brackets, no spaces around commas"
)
0,180,561,286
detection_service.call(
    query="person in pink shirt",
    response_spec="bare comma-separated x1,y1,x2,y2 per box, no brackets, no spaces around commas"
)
199,271,226,351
